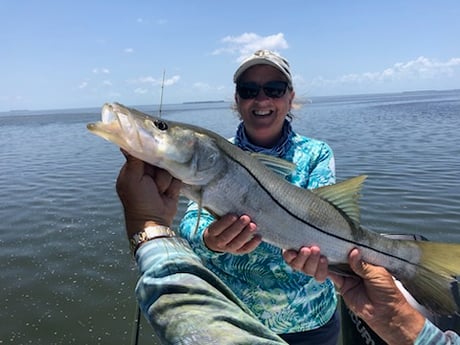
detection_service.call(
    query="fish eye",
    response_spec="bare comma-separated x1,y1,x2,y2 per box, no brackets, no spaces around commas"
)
154,120,168,131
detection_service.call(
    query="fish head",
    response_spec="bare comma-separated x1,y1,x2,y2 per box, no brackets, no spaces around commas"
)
87,102,226,185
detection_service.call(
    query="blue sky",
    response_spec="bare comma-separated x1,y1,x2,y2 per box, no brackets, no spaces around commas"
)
1,0,459,111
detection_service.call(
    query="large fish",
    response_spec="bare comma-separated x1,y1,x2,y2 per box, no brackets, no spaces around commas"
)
87,102,460,315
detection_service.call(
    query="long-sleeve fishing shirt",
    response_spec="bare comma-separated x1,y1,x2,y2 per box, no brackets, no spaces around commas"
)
178,130,338,334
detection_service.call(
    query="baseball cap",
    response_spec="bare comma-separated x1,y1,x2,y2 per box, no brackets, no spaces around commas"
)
233,49,292,87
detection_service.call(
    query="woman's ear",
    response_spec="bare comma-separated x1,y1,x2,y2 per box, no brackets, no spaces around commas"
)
289,90,295,108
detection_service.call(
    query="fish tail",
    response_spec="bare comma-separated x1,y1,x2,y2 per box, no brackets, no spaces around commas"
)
401,241,460,315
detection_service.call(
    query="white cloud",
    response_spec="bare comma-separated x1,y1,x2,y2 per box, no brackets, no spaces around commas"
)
78,81,88,89
163,75,180,86
102,80,112,86
124,48,134,53
311,56,460,88
134,88,148,94
92,68,110,74
213,32,289,61
133,76,156,84
130,75,180,86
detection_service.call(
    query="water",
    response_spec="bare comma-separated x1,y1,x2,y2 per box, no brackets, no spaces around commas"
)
1,90,459,344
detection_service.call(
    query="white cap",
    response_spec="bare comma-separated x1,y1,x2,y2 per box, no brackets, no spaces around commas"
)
233,49,292,87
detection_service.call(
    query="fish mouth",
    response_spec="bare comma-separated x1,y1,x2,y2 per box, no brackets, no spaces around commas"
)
87,103,144,152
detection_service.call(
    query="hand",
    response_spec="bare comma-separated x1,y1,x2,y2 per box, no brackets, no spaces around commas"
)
203,214,262,254
329,248,425,344
116,152,182,238
329,248,408,321
283,246,329,282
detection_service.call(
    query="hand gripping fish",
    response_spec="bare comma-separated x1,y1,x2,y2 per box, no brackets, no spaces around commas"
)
87,102,460,315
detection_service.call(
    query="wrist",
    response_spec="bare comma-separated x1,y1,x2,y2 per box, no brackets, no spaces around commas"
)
129,224,176,256
366,302,425,345
125,219,166,238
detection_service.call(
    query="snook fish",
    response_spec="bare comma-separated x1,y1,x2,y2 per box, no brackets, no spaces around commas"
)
87,102,460,315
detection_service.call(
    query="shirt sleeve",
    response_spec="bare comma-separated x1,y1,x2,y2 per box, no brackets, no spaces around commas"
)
134,237,287,345
415,319,460,345
306,141,336,189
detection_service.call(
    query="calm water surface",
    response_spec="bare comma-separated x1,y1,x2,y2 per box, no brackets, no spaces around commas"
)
1,90,459,344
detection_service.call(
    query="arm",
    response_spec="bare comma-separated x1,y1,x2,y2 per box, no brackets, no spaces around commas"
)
329,249,425,345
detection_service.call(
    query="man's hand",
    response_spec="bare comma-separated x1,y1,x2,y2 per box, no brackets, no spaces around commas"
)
116,152,182,238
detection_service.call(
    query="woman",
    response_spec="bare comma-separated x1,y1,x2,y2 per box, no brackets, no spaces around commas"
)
179,49,339,344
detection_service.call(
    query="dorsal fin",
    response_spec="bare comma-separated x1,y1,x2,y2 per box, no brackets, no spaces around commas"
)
251,153,296,177
312,175,367,226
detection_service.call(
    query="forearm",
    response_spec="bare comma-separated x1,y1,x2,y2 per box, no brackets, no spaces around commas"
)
363,302,426,345
135,237,286,345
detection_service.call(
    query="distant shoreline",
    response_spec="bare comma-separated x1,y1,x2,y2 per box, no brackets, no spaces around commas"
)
3,89,459,114
182,100,226,105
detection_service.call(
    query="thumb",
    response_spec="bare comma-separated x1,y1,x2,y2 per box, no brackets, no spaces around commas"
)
348,248,369,279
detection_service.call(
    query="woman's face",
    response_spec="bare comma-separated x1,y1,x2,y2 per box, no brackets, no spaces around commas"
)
235,64,294,147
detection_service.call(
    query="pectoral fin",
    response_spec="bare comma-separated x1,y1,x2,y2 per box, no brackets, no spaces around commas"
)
251,153,297,178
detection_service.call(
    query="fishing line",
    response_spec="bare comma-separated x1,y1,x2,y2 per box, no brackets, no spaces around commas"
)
158,69,166,118
131,302,141,345
130,69,166,345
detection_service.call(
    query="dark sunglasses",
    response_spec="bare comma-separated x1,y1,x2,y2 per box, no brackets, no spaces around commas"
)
236,81,289,99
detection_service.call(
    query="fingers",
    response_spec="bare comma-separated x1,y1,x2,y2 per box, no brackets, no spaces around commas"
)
153,167,181,197
118,150,181,198
348,248,366,276
117,151,144,184
204,214,260,253
166,177,182,200
283,246,329,282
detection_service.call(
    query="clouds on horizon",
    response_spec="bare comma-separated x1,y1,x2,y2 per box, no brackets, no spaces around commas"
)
75,33,459,105
308,56,460,93
213,33,460,93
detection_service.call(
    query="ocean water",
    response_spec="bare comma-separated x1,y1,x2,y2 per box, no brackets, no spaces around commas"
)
1,90,459,344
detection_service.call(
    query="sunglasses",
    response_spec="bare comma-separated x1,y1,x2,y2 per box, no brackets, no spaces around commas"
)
236,81,289,99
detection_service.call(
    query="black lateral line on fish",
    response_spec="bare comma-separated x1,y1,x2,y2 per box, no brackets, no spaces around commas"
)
228,154,422,268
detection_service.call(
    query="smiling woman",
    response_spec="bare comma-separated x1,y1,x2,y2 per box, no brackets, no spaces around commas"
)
179,49,340,345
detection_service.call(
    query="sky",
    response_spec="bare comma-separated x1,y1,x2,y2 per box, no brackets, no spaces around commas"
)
1,0,459,112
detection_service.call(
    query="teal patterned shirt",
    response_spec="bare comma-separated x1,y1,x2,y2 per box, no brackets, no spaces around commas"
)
178,131,338,334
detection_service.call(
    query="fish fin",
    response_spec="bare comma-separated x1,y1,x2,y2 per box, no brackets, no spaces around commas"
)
312,175,367,226
250,153,297,177
400,241,460,315
192,190,204,237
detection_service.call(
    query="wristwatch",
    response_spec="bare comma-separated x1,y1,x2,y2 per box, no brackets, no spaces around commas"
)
129,225,176,255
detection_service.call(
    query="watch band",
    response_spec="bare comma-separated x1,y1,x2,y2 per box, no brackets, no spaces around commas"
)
129,225,176,255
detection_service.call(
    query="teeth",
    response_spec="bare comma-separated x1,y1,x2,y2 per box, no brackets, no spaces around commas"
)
254,110,271,116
